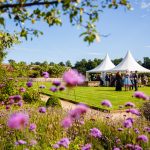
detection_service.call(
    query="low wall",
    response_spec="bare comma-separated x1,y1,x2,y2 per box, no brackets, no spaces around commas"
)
18,78,63,82
84,81,100,87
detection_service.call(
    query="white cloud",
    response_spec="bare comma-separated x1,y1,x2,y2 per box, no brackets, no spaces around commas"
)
145,45,150,48
141,2,150,9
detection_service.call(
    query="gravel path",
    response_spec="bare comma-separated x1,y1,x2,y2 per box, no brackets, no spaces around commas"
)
41,95,135,120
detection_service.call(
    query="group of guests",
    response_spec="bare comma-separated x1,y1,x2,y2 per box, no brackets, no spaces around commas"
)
115,71,138,91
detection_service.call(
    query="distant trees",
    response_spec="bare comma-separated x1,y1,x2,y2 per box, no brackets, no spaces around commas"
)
112,58,123,65
143,57,150,69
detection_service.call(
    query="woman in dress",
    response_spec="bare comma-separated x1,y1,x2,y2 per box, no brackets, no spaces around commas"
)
124,70,132,91
115,72,123,91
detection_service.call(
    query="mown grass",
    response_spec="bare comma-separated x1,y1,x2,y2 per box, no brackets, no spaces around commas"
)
35,82,150,110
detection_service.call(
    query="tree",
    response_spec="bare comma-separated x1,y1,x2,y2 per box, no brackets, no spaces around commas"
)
0,32,19,63
0,0,131,44
65,60,72,67
143,57,150,69
112,58,123,65
59,61,65,66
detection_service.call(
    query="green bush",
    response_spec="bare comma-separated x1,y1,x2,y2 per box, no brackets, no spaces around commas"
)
141,101,150,120
23,88,41,103
46,95,62,108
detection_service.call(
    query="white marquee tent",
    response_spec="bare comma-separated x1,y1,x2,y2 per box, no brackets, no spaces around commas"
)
108,51,150,73
86,53,115,81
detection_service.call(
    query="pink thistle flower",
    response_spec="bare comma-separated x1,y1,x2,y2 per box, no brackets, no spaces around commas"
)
29,140,37,146
126,109,140,116
125,144,134,149
17,100,23,107
137,135,148,143
134,145,143,150
50,86,57,92
123,118,133,128
133,91,149,100
13,95,22,101
9,99,14,105
118,128,124,131
143,127,150,133
90,128,102,138
42,72,49,78
59,86,66,91
63,69,85,87
6,105,10,110
113,148,120,150
26,81,33,87
57,138,70,148
69,104,88,119
19,87,26,92
101,100,112,107
53,144,59,149
61,117,72,129
82,143,92,150
15,140,27,145
39,85,46,89
53,80,61,86
125,102,135,107
29,123,36,131
7,112,29,129
39,107,46,113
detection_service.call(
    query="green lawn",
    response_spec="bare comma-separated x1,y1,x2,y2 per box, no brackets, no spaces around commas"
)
36,82,150,110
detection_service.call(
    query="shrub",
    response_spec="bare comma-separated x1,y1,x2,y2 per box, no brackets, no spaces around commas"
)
46,95,62,108
23,88,41,103
141,101,150,120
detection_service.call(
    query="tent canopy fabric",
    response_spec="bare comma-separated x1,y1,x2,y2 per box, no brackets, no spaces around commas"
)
86,53,115,73
108,51,150,73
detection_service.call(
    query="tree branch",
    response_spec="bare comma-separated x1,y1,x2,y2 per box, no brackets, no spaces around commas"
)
0,1,61,9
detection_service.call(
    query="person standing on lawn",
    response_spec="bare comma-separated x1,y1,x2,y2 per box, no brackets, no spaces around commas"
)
133,71,138,91
115,72,123,91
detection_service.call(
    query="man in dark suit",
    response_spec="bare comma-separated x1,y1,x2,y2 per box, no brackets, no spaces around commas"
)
133,71,138,91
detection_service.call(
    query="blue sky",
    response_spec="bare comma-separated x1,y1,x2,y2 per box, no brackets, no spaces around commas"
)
3,0,150,65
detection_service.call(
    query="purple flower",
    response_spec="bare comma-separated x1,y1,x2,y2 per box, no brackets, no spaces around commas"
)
39,107,46,113
137,135,148,143
50,86,57,92
123,118,133,128
53,80,61,86
6,105,10,110
61,117,72,129
39,85,46,89
82,143,92,150
1,101,4,105
14,95,22,101
69,104,88,119
29,123,36,131
118,128,124,131
59,86,66,91
7,112,29,130
113,148,120,150
29,140,37,146
134,145,143,150
101,100,112,107
90,128,102,138
17,100,23,107
16,140,27,145
125,144,134,149
143,127,150,133
42,72,49,78
9,99,14,105
53,144,59,149
19,87,26,92
63,69,85,87
57,138,70,148
133,91,149,100
125,102,135,107
134,128,140,134
126,109,140,116
0,84,5,88
26,81,33,87
9,96,15,100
